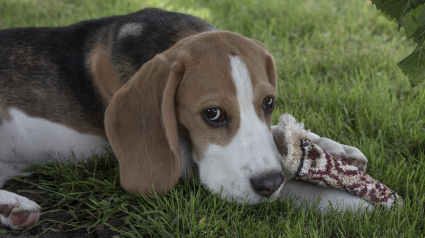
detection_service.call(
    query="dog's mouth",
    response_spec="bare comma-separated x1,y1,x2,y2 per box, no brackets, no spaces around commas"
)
246,179,285,204
202,179,285,205
265,182,285,202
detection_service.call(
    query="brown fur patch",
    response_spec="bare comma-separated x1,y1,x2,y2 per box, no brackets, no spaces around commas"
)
216,33,277,128
87,45,122,104
0,102,11,125
105,49,185,195
175,31,277,160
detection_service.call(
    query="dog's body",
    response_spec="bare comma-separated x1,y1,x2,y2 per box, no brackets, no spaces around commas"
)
0,8,371,229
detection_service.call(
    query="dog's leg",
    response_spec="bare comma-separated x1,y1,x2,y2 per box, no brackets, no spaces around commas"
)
281,180,373,212
0,109,41,229
0,190,40,229
0,164,40,229
0,108,111,229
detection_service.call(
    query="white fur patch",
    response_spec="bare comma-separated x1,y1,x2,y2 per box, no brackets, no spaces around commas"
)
0,162,27,187
117,22,144,40
0,190,40,229
0,108,111,186
196,55,283,204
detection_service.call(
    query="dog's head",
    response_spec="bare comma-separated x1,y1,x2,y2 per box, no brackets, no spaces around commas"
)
105,31,283,204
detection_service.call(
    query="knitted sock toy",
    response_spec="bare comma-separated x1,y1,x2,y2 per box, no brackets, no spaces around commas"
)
277,114,402,208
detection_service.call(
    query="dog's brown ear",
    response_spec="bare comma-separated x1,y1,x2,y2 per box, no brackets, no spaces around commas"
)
250,39,277,88
265,54,277,88
104,53,184,195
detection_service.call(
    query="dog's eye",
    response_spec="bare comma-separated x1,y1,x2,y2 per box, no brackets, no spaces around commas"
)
263,97,274,112
203,108,227,126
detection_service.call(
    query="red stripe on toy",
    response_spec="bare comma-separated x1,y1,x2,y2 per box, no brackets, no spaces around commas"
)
295,140,400,206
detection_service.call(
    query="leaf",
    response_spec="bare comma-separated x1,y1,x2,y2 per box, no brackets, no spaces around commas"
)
417,5,425,24
403,5,425,85
372,0,425,85
401,4,425,39
398,43,425,86
372,0,425,28
402,11,419,39
413,25,425,43
415,6,425,36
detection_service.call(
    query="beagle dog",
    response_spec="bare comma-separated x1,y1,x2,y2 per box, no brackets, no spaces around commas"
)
0,8,370,229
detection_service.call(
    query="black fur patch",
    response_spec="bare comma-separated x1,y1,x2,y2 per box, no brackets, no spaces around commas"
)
0,8,215,135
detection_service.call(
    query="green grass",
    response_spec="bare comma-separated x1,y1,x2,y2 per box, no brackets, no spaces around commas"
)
1,0,425,237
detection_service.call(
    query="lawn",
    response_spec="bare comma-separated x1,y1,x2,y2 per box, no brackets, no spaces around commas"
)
1,0,424,237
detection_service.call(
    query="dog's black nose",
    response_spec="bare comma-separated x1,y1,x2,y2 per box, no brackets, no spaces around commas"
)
250,171,284,197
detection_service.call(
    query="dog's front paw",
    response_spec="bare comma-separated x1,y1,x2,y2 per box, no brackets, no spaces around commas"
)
307,133,368,172
0,190,40,229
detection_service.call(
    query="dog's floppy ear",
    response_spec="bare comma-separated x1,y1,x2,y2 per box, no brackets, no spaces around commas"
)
104,52,185,195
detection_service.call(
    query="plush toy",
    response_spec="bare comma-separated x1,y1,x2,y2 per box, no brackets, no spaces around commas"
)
276,114,402,208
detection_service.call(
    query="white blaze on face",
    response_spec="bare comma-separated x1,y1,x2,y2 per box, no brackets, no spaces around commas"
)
197,55,282,204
